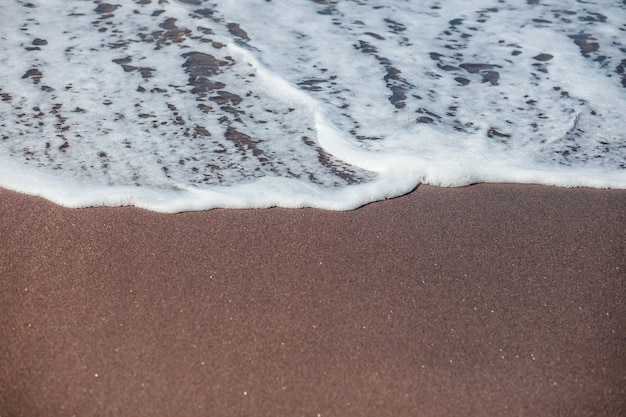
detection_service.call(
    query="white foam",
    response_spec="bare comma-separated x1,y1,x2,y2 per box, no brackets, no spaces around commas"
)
0,0,624,212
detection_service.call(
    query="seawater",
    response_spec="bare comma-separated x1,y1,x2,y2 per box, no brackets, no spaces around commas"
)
0,0,624,212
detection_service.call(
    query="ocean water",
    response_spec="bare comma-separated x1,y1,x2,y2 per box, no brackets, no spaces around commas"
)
0,0,624,212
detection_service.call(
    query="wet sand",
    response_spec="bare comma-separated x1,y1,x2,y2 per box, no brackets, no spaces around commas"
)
0,184,624,416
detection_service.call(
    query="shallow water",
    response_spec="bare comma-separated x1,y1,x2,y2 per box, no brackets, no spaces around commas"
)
0,0,624,211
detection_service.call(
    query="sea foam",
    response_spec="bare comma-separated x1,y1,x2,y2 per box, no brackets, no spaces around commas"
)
0,0,624,212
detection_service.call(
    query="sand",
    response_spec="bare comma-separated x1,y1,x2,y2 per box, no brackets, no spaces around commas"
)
0,184,624,416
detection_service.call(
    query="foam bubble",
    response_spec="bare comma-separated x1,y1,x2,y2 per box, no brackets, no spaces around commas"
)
0,0,624,212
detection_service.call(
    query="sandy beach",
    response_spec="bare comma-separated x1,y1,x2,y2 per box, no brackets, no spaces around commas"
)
0,184,624,416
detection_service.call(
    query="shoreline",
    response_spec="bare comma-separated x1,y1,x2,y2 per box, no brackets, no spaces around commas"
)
1,184,624,416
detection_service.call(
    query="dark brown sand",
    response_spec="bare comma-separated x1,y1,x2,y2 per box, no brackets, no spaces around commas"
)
0,184,624,417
